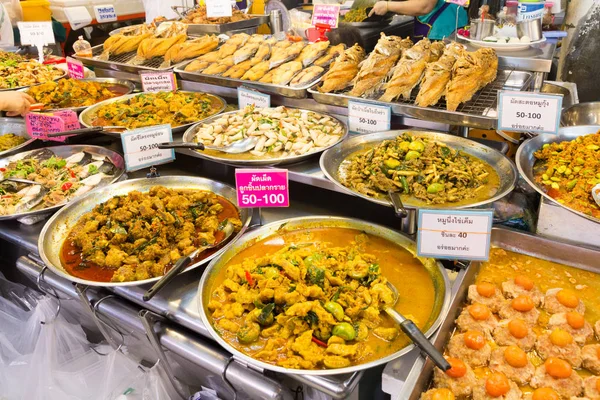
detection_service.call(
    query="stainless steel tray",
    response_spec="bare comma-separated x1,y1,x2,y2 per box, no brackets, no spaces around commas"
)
21,78,135,113
0,118,35,159
38,175,252,287
0,145,125,221
175,60,323,99
0,69,67,92
320,129,517,209
309,70,533,129
185,15,269,34
180,108,348,166
79,91,226,136
197,216,452,376
516,125,600,224
404,227,600,399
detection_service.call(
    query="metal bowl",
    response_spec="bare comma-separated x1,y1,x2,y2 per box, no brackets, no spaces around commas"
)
38,176,252,287
0,145,125,221
0,118,35,158
181,108,348,166
198,216,451,375
21,78,135,113
541,82,573,109
516,125,600,224
320,129,517,209
79,91,227,136
561,102,600,127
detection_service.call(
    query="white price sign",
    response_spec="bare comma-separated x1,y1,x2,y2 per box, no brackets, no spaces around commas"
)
17,22,55,46
140,71,177,92
120,124,175,171
206,0,233,18
498,91,562,134
348,101,391,134
238,87,271,109
417,209,494,261
94,5,117,22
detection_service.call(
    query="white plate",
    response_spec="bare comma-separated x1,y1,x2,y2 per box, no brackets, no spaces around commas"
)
458,34,546,51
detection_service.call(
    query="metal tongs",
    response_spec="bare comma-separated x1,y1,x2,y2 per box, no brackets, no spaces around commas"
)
45,126,127,138
158,137,259,154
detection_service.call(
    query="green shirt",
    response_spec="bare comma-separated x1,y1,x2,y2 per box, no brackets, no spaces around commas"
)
417,0,468,40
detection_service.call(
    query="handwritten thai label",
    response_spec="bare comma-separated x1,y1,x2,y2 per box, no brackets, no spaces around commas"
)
206,0,233,18
26,113,66,142
498,91,562,134
517,2,545,22
417,209,494,261
140,71,177,92
348,101,391,134
53,110,80,132
235,169,289,208
311,4,341,28
17,22,55,46
238,87,271,109
120,124,175,171
94,5,117,22
67,57,85,79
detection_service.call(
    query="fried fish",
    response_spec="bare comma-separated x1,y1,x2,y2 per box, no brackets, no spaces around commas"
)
223,59,255,79
314,43,345,67
290,66,325,87
269,41,305,69
241,60,271,81
233,42,260,65
445,49,493,111
160,35,219,68
271,61,303,85
295,41,330,67
318,44,366,93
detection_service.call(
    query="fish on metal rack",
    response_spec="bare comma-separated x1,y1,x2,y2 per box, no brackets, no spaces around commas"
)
318,44,366,93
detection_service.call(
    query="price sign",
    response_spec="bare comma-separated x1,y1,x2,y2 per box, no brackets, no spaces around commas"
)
93,5,117,22
311,4,341,28
67,57,85,79
348,100,391,134
417,209,494,261
235,169,289,208
17,22,55,46
206,0,233,18
53,110,80,132
26,113,65,142
120,124,175,171
498,91,562,134
140,71,177,92
238,87,271,109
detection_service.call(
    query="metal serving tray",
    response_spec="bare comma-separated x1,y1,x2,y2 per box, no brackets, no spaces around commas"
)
185,15,269,34
308,70,533,129
403,227,600,399
175,60,323,99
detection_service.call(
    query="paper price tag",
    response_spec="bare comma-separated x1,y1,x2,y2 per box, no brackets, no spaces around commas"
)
235,169,289,208
238,87,271,109
348,101,391,134
120,124,175,172
498,91,562,134
417,209,493,261
94,5,117,22
17,22,55,46
26,113,66,142
53,110,80,131
311,4,341,28
140,71,177,92
67,57,85,79
206,0,233,18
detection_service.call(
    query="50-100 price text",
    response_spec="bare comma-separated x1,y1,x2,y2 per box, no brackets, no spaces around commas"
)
242,193,286,206
139,143,159,152
516,112,542,119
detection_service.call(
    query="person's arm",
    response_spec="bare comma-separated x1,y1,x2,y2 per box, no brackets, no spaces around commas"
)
369,0,438,17
0,92,35,117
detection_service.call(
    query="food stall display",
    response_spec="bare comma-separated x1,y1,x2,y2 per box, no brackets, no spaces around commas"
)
0,60,65,90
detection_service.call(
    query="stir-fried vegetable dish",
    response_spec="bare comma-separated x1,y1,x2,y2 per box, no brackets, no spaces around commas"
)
91,92,224,130
61,186,242,283
0,149,118,216
534,132,600,219
0,50,28,63
0,60,63,89
27,78,128,110
207,228,436,370
0,133,26,152
341,133,498,205
343,8,368,22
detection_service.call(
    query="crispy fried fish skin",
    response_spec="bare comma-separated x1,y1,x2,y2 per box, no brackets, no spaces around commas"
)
290,66,325,87
414,53,456,107
318,44,365,93
445,48,497,111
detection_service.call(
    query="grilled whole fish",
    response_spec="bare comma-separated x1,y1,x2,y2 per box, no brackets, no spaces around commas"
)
160,35,219,68
271,61,303,85
241,60,271,81
295,41,330,67
348,34,412,97
269,41,305,69
290,66,325,87
318,44,366,93
314,43,345,67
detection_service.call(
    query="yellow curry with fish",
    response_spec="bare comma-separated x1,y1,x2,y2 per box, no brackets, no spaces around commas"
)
206,227,436,370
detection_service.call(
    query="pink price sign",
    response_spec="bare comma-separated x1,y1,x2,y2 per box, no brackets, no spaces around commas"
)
26,113,66,142
66,56,85,79
311,4,341,28
235,169,289,208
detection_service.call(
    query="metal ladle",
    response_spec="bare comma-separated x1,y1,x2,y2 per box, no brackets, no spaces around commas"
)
158,137,259,154
385,281,451,371
143,221,235,301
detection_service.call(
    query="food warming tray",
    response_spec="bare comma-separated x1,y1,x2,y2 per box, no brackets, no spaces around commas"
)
402,227,600,399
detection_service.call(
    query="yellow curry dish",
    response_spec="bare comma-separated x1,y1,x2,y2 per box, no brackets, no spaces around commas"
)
0,133,26,152
205,227,437,370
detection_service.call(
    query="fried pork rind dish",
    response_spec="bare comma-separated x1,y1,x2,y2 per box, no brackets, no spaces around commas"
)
91,91,222,129
533,132,600,219
342,133,496,204
0,60,63,89
64,186,242,283
27,78,121,109
208,233,405,370
182,6,250,24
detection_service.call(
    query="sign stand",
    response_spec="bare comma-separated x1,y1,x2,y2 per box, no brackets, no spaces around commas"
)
146,165,160,179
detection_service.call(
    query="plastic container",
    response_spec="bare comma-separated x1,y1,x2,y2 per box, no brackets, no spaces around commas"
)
21,0,52,21
73,35,92,57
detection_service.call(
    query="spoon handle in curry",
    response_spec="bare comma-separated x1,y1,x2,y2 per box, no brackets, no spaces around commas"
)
143,255,193,301
400,319,451,371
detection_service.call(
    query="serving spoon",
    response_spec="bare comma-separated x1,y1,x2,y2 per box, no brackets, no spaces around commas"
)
385,281,451,371
46,126,127,138
143,221,236,301
158,137,259,154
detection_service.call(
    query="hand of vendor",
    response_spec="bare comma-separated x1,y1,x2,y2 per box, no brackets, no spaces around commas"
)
0,92,35,117
369,1,390,16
